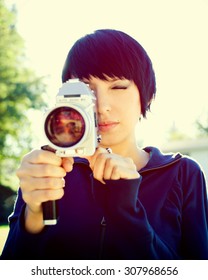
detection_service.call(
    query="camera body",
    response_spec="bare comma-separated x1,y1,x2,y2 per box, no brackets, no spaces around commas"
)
43,79,98,157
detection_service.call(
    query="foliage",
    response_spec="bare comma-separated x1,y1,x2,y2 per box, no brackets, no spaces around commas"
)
0,0,47,188
196,114,208,136
0,183,16,225
166,122,189,142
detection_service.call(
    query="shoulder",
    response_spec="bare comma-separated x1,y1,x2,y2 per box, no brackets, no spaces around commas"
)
179,154,203,172
143,146,206,182
177,155,206,188
169,153,207,197
144,146,203,170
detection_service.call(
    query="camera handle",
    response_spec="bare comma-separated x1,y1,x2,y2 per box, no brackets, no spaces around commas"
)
41,145,59,225
42,200,58,225
40,133,101,225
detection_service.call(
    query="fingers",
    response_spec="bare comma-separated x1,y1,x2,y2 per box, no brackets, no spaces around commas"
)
16,149,74,212
62,157,74,172
26,149,63,166
23,188,65,208
92,153,109,184
17,150,74,177
87,147,111,184
88,147,139,184
20,177,65,192
17,162,66,178
40,145,74,172
105,159,121,180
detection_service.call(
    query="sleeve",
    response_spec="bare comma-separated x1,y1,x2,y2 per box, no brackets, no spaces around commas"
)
93,177,181,260
94,163,208,260
179,158,208,259
1,188,48,259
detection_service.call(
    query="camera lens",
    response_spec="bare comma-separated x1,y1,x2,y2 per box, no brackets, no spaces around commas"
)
44,107,85,147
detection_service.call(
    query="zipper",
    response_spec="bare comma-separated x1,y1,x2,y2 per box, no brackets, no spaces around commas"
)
98,216,106,259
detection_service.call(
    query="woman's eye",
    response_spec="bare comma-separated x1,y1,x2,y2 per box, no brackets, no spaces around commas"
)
112,85,128,90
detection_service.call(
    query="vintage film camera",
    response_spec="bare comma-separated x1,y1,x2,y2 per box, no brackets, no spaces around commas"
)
42,79,99,225
43,79,98,157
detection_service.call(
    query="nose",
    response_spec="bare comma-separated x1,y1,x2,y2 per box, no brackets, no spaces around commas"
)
95,87,111,114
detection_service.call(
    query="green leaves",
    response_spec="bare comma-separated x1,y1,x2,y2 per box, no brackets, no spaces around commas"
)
0,0,47,187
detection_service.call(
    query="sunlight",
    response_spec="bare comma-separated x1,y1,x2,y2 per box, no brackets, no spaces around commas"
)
7,0,208,146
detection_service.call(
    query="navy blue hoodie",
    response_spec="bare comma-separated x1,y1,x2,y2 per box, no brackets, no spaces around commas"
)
1,147,208,259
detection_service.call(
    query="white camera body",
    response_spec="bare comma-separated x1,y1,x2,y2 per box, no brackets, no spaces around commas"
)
43,79,98,157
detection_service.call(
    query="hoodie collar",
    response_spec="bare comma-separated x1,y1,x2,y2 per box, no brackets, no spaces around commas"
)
74,146,182,172
140,146,182,173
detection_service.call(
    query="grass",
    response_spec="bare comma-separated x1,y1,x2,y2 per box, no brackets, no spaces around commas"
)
0,225,9,255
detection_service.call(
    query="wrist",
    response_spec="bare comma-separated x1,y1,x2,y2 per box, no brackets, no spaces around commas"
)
24,205,44,233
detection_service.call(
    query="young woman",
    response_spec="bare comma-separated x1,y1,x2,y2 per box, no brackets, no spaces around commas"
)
2,29,208,259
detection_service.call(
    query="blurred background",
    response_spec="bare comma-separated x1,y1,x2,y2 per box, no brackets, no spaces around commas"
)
0,0,208,254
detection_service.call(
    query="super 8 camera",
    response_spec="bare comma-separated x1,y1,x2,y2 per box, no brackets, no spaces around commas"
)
43,79,98,157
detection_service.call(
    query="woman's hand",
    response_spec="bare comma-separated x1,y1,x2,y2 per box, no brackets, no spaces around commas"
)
86,147,140,184
16,149,74,232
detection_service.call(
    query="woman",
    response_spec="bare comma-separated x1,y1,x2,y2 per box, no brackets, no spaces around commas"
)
2,29,208,259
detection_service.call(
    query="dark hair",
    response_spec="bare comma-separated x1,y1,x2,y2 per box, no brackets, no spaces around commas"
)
62,29,156,117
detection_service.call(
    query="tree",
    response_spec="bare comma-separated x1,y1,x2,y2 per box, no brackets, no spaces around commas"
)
0,0,47,188
0,183,16,225
196,113,208,136
166,121,189,142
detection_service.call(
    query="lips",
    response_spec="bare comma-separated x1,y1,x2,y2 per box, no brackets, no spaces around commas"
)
98,121,119,132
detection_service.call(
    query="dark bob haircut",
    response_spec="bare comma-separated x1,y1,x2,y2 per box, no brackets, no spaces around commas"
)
62,29,156,117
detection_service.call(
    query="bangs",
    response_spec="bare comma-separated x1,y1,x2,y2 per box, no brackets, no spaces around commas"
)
62,30,136,82
62,29,156,117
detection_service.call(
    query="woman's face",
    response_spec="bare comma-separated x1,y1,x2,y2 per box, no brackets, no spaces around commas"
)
84,75,141,149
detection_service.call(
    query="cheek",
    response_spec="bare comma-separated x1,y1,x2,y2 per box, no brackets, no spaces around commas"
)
126,100,141,126
114,88,141,121
124,95,141,117
134,95,142,117
120,102,140,126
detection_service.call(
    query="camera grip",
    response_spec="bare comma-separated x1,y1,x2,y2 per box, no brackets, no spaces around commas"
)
42,200,58,225
41,145,59,225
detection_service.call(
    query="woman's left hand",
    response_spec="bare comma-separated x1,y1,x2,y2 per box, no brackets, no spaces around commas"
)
86,147,140,184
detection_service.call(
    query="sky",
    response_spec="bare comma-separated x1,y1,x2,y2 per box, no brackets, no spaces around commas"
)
6,0,208,147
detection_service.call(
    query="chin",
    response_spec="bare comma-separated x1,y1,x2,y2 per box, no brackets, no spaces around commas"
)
98,135,118,148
